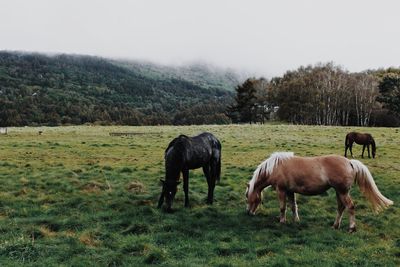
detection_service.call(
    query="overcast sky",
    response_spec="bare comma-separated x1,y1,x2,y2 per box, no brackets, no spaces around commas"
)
1,0,399,77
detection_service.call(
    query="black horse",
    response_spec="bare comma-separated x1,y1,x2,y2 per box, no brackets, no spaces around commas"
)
157,132,221,212
344,132,376,158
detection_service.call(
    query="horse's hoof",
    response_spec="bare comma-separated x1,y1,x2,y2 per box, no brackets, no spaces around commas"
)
348,227,356,233
164,207,174,213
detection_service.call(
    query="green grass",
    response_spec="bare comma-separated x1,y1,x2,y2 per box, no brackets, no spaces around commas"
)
0,125,399,266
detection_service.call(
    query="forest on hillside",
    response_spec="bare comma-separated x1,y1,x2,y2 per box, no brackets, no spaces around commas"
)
0,52,234,126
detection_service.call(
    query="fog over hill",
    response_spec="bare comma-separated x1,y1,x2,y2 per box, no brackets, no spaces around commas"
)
112,59,245,92
0,51,237,126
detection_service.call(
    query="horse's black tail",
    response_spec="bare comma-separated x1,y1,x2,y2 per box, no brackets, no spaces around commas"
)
216,155,221,183
212,139,221,184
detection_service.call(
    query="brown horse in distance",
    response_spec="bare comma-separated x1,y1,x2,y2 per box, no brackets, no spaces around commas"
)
345,132,376,158
246,152,393,232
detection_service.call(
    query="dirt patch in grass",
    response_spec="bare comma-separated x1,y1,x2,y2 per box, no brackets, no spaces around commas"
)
79,232,101,247
38,225,57,238
81,180,110,193
126,181,145,193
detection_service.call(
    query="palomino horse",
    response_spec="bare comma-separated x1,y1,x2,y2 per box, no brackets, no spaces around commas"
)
345,132,376,158
245,152,393,232
158,132,221,212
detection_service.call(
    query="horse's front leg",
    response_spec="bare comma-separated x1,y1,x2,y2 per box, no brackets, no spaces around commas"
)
349,144,354,158
362,144,366,158
332,191,345,229
339,192,356,232
277,188,287,223
183,169,189,207
367,144,371,158
287,192,299,222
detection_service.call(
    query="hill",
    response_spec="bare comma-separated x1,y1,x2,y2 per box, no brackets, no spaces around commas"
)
0,51,237,126
114,60,242,92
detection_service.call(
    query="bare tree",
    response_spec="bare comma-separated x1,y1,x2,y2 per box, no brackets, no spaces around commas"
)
268,63,380,126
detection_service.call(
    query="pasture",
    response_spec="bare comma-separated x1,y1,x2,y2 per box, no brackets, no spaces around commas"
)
0,125,399,266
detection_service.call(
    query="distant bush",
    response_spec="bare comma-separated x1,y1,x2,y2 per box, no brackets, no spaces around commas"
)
370,109,400,127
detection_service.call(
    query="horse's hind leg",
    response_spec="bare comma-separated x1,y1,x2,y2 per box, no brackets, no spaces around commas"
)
339,192,356,232
277,188,287,223
332,191,345,229
349,144,354,158
203,165,215,204
344,137,349,157
287,192,299,222
183,169,189,207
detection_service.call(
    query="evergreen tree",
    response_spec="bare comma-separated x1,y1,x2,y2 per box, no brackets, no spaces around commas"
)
227,78,258,123
377,73,400,117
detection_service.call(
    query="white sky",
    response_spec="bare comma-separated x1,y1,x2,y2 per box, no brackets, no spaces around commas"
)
1,0,399,77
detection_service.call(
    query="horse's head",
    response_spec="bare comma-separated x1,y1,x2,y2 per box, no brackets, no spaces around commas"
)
158,179,181,212
245,152,293,215
246,183,263,215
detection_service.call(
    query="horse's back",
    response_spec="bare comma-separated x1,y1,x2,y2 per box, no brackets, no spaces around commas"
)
313,155,354,191
346,132,373,144
166,132,221,170
272,155,353,194
194,132,220,145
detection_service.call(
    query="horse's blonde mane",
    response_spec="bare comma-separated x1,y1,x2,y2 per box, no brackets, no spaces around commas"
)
248,152,294,195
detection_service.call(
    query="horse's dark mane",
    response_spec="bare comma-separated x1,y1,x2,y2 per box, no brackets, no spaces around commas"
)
365,133,376,152
370,136,376,153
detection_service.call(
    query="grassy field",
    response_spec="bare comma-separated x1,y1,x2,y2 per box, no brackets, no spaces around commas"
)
0,124,399,266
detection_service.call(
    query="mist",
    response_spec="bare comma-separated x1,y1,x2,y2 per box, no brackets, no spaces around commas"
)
1,0,399,77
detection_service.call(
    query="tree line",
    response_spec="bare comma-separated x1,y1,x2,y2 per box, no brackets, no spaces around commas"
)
228,63,400,127
1,52,399,127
